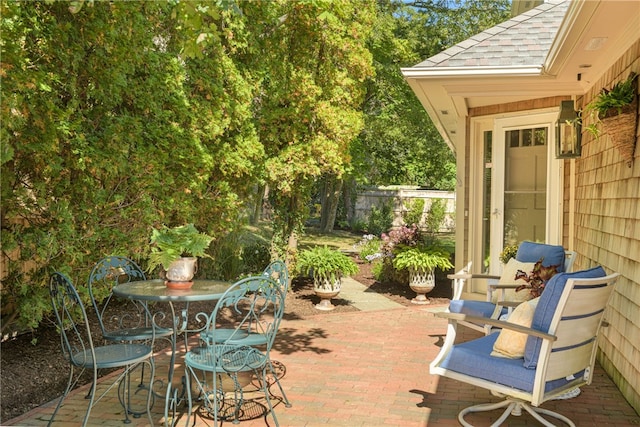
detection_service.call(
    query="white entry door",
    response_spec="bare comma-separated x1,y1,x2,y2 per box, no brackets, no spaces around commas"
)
486,111,563,274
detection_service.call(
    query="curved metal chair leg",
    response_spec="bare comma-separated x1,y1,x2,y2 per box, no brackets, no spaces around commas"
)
267,360,291,407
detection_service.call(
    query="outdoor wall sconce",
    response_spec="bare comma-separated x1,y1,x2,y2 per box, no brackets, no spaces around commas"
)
555,100,582,158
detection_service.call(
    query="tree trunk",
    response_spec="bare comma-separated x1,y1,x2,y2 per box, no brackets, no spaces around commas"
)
320,175,343,233
250,184,267,225
343,177,356,226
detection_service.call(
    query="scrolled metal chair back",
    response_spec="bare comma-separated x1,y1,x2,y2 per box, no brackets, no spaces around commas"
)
208,275,284,351
88,256,149,340
50,272,95,367
263,260,289,296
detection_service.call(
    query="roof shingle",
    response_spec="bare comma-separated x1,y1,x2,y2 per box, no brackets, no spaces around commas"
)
413,0,569,69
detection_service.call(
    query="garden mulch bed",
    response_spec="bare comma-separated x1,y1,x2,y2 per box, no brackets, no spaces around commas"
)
0,257,452,423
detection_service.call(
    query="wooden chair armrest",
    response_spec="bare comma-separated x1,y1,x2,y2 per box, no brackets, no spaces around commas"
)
488,283,521,290
434,311,556,341
448,273,501,280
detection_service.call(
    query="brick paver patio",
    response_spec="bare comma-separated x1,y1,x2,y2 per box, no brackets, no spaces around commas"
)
7,300,639,426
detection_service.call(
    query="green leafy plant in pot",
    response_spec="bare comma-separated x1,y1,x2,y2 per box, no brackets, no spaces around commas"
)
295,245,358,311
147,224,214,289
585,72,638,167
392,245,453,304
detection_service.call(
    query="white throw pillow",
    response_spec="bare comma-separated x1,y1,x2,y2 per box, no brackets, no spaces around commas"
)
491,259,537,304
491,298,540,359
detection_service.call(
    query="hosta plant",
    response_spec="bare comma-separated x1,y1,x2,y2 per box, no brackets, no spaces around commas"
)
296,246,358,284
392,245,453,273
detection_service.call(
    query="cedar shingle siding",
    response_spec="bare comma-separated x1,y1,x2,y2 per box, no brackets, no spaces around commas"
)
576,39,640,414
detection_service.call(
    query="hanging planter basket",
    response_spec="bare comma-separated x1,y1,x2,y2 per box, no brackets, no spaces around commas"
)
600,93,638,167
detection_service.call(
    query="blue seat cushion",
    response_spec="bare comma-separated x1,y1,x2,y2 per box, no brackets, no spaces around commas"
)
516,241,566,272
449,300,508,319
440,332,582,393
523,266,606,368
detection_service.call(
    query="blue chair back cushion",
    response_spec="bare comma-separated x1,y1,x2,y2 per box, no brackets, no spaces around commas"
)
440,333,583,393
522,266,606,369
449,300,508,319
516,241,566,272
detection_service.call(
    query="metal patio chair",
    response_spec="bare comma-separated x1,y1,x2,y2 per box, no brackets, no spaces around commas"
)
88,256,173,400
449,241,576,334
199,260,292,407
184,275,285,426
431,267,619,426
48,272,156,426
88,256,173,343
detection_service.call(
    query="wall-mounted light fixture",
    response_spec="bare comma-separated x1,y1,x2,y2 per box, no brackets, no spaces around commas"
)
556,100,582,159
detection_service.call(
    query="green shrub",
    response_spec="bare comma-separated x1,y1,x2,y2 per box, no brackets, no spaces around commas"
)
350,219,368,234
367,202,393,236
242,241,272,275
403,198,425,226
425,199,447,234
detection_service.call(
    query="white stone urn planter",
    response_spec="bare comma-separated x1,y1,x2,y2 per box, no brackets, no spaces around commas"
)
313,277,343,311
295,246,358,311
408,267,436,304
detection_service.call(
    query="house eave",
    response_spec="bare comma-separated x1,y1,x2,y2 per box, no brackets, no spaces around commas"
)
400,65,544,79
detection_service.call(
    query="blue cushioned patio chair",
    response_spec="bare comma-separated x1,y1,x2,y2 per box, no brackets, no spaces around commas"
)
431,267,619,426
199,260,292,407
184,275,286,426
49,272,156,427
449,241,576,334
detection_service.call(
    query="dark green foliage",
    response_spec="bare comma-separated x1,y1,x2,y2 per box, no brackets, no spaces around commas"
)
350,0,509,190
367,202,394,236
1,1,260,333
0,0,504,335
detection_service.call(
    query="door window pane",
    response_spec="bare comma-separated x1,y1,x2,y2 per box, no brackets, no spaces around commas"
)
503,127,547,247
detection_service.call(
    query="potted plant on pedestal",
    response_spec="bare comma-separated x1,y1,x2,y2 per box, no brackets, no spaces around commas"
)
147,223,214,289
585,72,638,167
392,245,453,304
295,246,358,311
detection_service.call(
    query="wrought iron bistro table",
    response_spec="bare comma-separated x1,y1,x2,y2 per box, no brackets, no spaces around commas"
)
112,279,232,426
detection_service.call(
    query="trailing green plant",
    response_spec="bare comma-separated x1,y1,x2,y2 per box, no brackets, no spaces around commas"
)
392,245,453,273
295,246,358,283
584,72,638,136
147,224,214,272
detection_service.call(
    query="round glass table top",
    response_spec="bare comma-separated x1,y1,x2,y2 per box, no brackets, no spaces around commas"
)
113,279,231,302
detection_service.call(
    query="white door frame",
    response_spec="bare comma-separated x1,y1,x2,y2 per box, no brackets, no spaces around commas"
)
470,108,564,278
